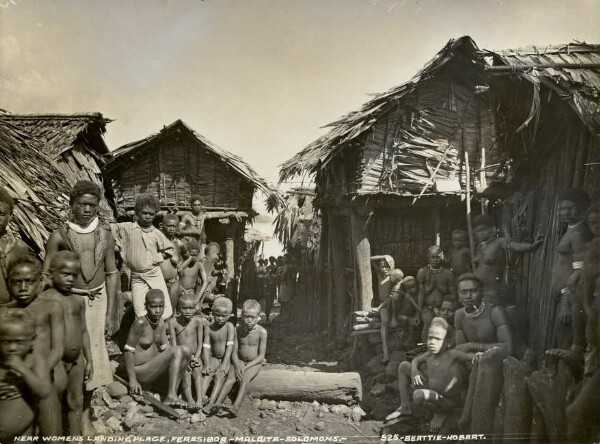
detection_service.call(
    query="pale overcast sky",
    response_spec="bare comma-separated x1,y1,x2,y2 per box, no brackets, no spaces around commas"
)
1,0,598,187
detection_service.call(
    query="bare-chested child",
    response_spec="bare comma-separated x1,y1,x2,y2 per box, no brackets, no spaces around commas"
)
8,256,63,436
179,241,209,307
390,276,420,346
417,246,457,342
212,299,267,418
0,309,54,441
201,297,235,413
167,292,206,411
123,289,190,407
41,251,93,435
386,317,480,432
370,256,397,363
448,229,471,278
160,214,190,311
472,214,543,306
0,187,29,305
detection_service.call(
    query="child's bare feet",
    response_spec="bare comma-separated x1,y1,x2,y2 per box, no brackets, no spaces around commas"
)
381,353,389,364
164,395,186,408
430,412,447,432
385,406,412,422
187,401,199,412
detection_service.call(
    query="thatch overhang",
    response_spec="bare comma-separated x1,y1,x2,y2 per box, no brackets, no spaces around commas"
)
104,119,284,212
0,113,115,221
0,119,70,255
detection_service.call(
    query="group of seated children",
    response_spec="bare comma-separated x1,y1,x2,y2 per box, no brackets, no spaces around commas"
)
1,251,93,439
122,289,267,419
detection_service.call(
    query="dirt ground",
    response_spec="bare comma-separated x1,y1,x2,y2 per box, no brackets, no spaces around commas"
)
92,307,428,442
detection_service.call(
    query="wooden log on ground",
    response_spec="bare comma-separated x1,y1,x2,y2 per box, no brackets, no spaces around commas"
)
248,369,363,405
526,360,576,443
502,353,535,438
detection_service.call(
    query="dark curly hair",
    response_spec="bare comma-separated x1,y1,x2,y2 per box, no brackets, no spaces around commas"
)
0,187,15,212
69,181,102,206
134,194,160,213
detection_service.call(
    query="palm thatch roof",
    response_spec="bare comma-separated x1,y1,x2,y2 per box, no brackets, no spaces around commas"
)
105,119,284,210
482,42,600,134
0,119,70,255
279,37,600,187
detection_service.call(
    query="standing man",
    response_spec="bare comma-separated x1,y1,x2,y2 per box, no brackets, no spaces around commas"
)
44,180,119,436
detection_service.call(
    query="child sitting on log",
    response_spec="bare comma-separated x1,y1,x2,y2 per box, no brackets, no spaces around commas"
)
0,308,55,441
8,256,63,436
40,251,93,435
212,299,267,418
448,229,471,278
386,317,481,432
417,246,457,344
178,241,208,307
201,297,235,414
123,289,190,407
167,291,207,412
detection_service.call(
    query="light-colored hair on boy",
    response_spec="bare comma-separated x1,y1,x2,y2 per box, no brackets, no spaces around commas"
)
212,296,233,313
243,299,261,313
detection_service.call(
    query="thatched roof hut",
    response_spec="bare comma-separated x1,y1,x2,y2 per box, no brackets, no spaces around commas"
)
280,36,600,349
0,113,114,221
0,118,70,255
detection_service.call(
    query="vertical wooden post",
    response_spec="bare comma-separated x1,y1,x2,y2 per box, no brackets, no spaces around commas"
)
434,207,441,246
329,214,348,342
465,152,476,268
223,220,237,282
350,210,373,312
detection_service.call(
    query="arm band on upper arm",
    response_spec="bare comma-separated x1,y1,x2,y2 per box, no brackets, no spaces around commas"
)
226,341,234,346
124,344,136,353
572,261,584,270
202,343,211,349
158,344,168,351
105,269,119,275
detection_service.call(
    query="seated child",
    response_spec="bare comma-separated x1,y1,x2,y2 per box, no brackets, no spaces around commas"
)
179,241,208,306
123,289,190,407
448,229,471,278
212,299,267,418
8,256,63,436
390,276,420,346
0,308,54,441
417,246,457,343
40,251,92,435
420,299,458,347
167,292,207,411
386,317,480,432
201,297,235,413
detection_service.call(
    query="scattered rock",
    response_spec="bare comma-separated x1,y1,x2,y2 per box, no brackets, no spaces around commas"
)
109,360,120,373
311,400,320,410
145,412,159,418
120,395,134,404
251,399,261,408
366,356,386,375
139,405,154,414
102,391,119,409
296,425,303,432
258,400,277,410
317,411,324,419
107,381,128,399
92,419,110,435
370,383,386,397
124,407,145,430
190,413,206,424
106,416,123,432
277,401,291,410
315,421,325,431
329,405,351,416
90,406,108,420
320,405,329,414
352,406,367,423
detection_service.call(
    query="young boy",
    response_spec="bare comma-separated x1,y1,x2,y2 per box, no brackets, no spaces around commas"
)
200,242,222,304
255,259,267,307
123,289,189,407
212,299,267,418
201,297,235,413
160,214,190,311
8,256,64,436
371,262,402,363
390,276,420,346
0,308,55,441
263,267,277,323
448,229,471,278
0,187,29,304
41,251,93,435
387,317,480,432
113,194,175,319
167,292,207,411
179,241,209,306
417,246,457,343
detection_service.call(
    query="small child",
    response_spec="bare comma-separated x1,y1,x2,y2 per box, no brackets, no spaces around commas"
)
212,299,267,418
123,289,189,407
448,229,471,278
390,276,420,346
373,267,404,363
160,214,189,311
167,292,207,411
178,241,208,306
8,255,63,436
41,251,92,435
0,308,54,441
387,317,480,432
201,297,235,413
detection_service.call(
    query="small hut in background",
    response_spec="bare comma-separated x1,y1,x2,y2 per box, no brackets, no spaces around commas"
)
0,113,114,221
103,119,282,292
0,118,70,255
